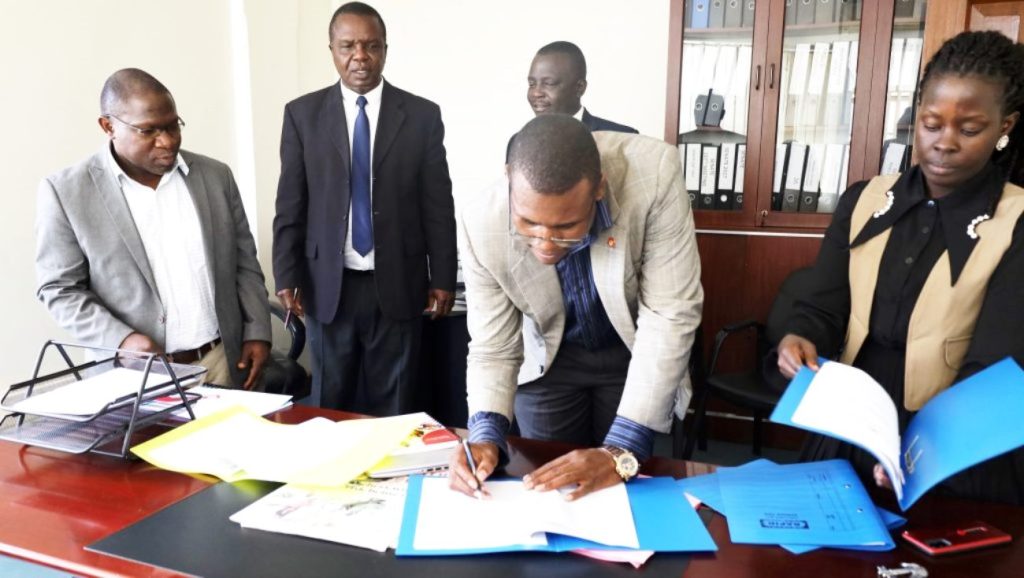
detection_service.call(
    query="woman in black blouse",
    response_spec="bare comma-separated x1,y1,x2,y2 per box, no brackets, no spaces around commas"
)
777,30,1024,505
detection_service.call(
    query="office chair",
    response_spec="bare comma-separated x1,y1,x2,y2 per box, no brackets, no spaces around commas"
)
683,266,817,458
257,302,311,399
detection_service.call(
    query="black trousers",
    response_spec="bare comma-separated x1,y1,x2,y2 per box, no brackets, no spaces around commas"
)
306,269,422,416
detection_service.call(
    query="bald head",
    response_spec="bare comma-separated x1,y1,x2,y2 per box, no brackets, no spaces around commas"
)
100,68,173,116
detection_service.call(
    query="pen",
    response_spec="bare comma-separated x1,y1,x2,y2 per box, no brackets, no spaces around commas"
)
284,288,300,327
462,438,483,499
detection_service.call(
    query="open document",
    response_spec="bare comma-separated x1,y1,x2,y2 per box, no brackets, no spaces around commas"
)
396,475,716,556
771,358,1024,509
230,477,408,552
131,407,421,487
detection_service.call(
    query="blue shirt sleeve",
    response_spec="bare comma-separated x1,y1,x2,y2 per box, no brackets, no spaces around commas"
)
468,411,511,466
603,415,655,462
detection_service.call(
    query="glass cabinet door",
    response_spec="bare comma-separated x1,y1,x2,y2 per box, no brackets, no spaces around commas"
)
770,0,863,216
677,0,757,212
880,0,927,175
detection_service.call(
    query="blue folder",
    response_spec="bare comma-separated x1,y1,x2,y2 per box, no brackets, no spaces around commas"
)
772,357,1024,510
717,460,893,549
678,459,901,553
395,476,717,556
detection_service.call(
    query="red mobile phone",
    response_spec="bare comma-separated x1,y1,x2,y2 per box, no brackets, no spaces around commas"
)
902,521,1012,556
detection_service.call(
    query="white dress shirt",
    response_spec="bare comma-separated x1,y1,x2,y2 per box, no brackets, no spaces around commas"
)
340,79,384,270
107,147,220,352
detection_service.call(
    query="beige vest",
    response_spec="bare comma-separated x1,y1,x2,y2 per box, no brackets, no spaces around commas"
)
842,174,1024,410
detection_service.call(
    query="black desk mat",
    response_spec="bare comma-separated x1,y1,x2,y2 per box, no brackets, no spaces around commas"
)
89,481,697,578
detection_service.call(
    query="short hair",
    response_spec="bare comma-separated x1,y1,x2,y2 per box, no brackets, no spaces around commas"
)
919,30,1024,186
536,41,587,80
329,2,387,41
99,68,172,116
508,114,600,195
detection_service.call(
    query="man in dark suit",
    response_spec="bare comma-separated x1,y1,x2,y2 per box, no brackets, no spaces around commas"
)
272,2,457,416
507,41,637,158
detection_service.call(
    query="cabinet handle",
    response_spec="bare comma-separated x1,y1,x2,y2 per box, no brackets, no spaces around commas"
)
768,63,776,89
754,65,761,90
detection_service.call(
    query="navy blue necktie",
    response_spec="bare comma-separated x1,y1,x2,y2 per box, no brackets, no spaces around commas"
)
351,95,373,256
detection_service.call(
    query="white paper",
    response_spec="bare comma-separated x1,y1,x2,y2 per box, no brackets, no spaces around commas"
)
790,362,904,497
9,368,175,416
231,477,408,552
412,478,639,551
141,386,292,420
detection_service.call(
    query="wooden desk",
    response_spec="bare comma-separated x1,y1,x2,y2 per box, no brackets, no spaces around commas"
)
0,405,1021,577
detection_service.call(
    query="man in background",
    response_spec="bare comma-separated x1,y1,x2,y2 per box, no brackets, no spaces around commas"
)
272,2,457,415
507,41,638,158
36,68,271,388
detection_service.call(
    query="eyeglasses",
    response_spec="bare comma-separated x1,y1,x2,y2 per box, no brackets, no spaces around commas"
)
508,194,595,250
106,114,185,139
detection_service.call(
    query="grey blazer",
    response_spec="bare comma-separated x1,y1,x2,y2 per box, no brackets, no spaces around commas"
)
35,148,271,386
459,132,704,433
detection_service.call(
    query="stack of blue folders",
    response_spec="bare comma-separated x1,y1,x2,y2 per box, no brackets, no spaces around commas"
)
677,459,904,554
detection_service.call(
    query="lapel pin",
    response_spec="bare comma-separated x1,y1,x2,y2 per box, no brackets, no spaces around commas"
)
607,236,616,248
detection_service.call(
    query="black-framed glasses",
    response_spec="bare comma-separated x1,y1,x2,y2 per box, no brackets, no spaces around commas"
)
106,114,185,139
508,193,595,250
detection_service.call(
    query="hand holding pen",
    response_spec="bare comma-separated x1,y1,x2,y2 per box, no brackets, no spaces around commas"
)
449,439,498,499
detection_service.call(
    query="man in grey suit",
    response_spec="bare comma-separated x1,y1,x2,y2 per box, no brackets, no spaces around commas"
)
35,68,271,388
450,115,702,500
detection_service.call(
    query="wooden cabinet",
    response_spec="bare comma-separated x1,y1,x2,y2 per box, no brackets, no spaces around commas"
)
663,0,936,447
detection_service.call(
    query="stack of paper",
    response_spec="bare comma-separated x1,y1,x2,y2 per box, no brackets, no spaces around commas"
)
230,477,409,552
396,475,717,556
367,413,460,478
678,459,901,554
141,385,292,420
131,407,422,487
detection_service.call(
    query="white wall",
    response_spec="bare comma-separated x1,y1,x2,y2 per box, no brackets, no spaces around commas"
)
0,0,671,386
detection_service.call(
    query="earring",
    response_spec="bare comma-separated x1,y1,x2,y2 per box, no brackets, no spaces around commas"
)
996,135,1010,151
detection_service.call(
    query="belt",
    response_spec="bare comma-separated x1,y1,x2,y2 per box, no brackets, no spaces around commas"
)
167,338,221,364
344,268,374,276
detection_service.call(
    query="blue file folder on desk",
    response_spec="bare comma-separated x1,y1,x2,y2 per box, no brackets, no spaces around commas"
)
396,476,717,556
771,357,1024,510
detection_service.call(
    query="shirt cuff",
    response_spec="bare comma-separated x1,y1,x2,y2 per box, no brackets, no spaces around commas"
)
468,411,511,467
603,415,655,462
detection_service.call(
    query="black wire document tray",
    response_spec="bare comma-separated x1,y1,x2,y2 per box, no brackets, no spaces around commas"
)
0,341,206,458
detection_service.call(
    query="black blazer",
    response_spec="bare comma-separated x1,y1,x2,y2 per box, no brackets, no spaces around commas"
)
581,109,638,134
272,81,456,323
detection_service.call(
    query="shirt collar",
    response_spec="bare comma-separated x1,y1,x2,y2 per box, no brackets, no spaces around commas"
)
338,78,384,108
573,107,585,122
852,163,1003,283
105,143,188,186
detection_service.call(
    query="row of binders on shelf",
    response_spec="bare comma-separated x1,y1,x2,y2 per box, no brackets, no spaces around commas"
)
782,0,864,27
680,142,747,211
680,42,752,135
779,40,858,142
772,141,850,214
685,0,866,31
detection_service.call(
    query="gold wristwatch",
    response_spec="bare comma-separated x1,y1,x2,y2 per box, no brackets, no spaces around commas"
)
602,445,640,482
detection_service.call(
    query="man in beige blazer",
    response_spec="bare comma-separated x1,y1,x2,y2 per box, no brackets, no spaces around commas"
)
450,115,702,500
